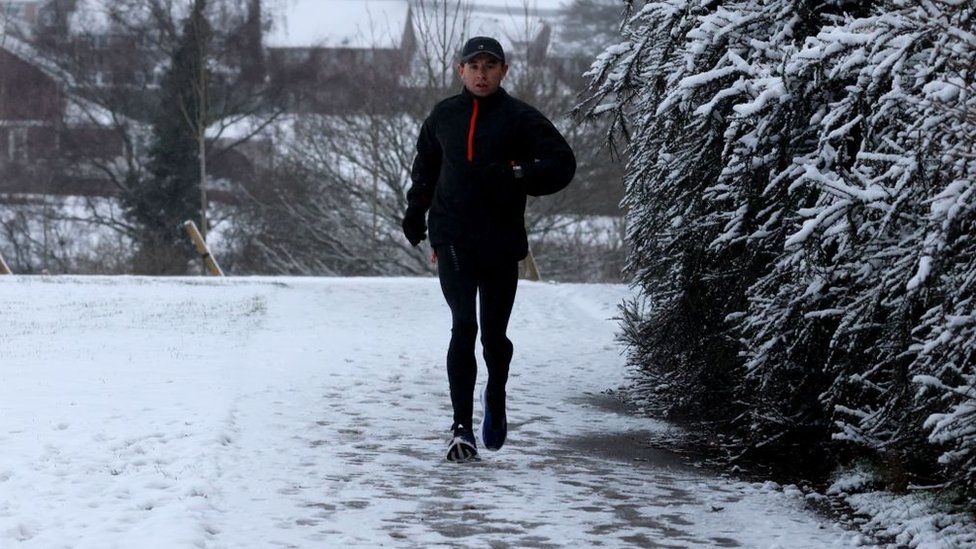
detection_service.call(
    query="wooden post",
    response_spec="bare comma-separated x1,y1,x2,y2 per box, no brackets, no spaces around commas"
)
183,220,224,276
0,252,11,275
523,247,541,281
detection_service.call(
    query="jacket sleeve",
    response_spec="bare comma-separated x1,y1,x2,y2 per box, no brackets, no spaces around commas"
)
518,108,577,197
406,114,441,215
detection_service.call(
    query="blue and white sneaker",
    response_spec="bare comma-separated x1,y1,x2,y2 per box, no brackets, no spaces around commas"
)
481,388,507,451
446,424,479,462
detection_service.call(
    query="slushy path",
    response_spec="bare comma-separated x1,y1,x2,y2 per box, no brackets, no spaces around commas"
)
0,277,863,547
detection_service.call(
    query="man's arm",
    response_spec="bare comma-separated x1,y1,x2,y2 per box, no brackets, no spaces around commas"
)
406,116,441,213
402,115,441,246
518,109,576,197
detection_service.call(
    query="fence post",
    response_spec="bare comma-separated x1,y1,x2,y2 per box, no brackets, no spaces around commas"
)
523,247,541,281
183,220,224,276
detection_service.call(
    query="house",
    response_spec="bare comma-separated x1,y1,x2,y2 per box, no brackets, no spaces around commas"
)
0,14,130,196
0,0,572,199
0,0,242,198
263,0,417,112
0,49,60,194
1,1,41,26
0,38,61,166
9,0,566,114
263,0,567,110
453,0,561,62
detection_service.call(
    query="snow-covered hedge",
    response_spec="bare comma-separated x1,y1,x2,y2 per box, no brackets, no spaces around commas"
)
583,0,976,507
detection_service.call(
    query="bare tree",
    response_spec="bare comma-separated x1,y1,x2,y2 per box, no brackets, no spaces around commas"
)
234,0,626,280
233,84,435,275
14,0,286,273
234,0,476,275
408,0,471,92
492,0,627,281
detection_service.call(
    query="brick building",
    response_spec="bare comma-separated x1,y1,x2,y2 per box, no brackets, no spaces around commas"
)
0,0,566,198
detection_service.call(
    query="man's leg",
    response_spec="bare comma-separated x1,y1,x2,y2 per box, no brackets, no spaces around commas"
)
436,245,479,430
478,259,519,403
477,258,518,450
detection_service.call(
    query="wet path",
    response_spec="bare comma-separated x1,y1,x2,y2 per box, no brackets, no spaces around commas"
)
0,277,862,547
208,279,861,547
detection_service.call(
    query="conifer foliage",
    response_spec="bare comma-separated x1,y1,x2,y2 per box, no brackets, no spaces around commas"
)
584,0,976,501
125,0,212,274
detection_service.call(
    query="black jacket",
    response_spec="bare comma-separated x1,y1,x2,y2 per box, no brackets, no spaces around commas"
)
405,87,576,261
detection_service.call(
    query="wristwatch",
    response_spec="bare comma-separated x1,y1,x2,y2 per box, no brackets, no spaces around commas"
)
512,164,524,179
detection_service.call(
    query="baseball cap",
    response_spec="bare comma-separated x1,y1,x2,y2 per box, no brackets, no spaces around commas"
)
459,36,506,64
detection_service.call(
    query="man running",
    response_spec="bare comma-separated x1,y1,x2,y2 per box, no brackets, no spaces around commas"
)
402,36,576,462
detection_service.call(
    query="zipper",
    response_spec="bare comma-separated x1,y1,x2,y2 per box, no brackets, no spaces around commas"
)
466,98,479,162
449,245,461,272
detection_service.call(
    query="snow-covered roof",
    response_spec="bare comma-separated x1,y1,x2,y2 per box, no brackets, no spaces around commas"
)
264,0,411,49
465,0,566,16
1,1,40,22
0,29,77,86
67,0,191,35
2,2,33,38
68,0,249,36
409,0,558,61
63,95,131,127
466,8,548,49
205,113,287,141
67,0,111,34
263,0,564,51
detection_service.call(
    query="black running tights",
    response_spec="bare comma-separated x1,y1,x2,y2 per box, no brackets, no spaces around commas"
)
436,244,518,430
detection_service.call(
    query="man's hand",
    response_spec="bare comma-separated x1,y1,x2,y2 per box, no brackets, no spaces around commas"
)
401,211,427,247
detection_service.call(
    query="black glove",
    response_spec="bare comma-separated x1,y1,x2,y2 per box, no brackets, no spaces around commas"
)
401,209,426,246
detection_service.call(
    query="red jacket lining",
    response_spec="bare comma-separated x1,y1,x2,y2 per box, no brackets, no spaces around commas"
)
466,98,479,162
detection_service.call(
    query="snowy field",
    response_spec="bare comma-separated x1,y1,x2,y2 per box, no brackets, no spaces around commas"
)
0,276,864,547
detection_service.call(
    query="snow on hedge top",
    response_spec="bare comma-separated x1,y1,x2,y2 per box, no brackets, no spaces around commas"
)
264,0,410,49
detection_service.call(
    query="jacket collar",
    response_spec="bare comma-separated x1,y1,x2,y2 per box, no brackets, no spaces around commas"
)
460,86,509,107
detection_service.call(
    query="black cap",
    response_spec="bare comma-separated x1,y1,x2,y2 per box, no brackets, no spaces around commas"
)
459,36,505,64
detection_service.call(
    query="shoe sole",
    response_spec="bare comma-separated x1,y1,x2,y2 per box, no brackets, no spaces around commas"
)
446,438,479,463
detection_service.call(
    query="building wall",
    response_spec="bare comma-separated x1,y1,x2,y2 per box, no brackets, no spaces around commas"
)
0,46,124,196
267,47,407,112
1,1,40,25
0,48,62,122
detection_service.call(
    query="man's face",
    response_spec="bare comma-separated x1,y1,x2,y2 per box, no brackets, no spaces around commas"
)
458,54,509,97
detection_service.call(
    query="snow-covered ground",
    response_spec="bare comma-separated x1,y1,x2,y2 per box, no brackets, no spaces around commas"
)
0,276,864,547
